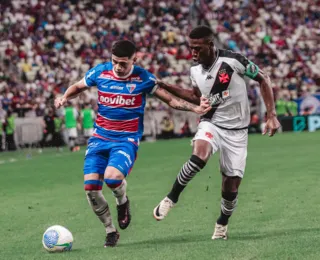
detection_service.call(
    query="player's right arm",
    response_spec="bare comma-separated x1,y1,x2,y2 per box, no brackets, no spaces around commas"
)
153,87,210,115
156,80,202,105
55,65,100,109
54,79,88,109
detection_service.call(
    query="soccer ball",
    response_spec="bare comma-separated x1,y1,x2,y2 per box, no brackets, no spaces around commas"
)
42,225,73,252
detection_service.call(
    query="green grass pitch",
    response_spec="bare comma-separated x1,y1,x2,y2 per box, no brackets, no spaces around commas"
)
0,131,319,260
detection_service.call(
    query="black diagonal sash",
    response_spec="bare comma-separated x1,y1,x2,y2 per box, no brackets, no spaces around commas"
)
201,62,234,120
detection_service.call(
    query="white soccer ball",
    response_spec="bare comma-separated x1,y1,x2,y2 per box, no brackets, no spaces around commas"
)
42,225,73,252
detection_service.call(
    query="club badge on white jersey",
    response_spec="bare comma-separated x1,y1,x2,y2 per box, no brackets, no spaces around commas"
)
190,49,260,130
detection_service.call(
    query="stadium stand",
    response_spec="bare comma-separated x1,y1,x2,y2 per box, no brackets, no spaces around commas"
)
0,0,319,149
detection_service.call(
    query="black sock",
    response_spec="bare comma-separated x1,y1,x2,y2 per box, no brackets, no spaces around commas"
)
217,191,238,225
167,155,206,203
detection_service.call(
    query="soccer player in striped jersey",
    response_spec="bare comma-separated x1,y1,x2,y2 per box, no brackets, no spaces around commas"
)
153,26,280,240
54,40,211,247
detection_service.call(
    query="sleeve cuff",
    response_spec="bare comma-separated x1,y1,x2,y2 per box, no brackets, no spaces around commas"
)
150,84,158,94
83,77,90,87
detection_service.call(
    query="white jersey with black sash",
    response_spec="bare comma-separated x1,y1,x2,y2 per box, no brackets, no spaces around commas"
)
190,49,259,130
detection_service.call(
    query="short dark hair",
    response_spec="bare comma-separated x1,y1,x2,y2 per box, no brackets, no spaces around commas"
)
189,26,214,41
112,40,136,58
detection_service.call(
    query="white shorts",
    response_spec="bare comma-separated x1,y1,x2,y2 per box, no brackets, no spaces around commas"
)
193,121,248,178
66,128,78,138
83,128,94,137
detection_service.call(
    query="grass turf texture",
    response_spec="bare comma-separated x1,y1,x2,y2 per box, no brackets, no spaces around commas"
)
0,131,319,260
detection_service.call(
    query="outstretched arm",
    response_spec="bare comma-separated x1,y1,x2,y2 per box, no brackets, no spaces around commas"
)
156,81,202,105
153,87,210,115
54,79,88,108
254,70,280,136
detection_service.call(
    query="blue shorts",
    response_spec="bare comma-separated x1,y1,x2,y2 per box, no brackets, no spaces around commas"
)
83,136,138,176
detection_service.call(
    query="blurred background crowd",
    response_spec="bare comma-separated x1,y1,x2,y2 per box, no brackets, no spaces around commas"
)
0,0,319,151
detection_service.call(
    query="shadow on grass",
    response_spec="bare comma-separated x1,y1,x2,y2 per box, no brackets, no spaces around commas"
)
230,227,320,240
121,227,320,247
121,233,210,248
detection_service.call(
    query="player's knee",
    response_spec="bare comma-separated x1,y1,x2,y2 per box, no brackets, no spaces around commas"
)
104,178,124,189
222,175,241,193
192,148,211,162
105,167,125,179
193,140,212,162
104,167,124,188
222,191,238,200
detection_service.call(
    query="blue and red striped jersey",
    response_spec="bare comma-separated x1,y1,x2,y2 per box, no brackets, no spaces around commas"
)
83,62,157,145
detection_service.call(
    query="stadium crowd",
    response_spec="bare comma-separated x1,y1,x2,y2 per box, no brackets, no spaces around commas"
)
202,0,320,116
0,0,319,149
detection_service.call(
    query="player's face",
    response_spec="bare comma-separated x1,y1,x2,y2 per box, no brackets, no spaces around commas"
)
112,55,135,77
188,38,213,64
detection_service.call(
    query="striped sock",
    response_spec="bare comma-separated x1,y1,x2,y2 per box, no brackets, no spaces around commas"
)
217,191,238,225
167,155,206,203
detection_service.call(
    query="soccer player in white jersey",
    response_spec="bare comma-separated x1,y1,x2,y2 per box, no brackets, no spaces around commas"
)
153,26,281,240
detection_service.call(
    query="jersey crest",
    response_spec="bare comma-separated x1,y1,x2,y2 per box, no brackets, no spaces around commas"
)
202,62,234,120
218,69,230,83
126,83,136,93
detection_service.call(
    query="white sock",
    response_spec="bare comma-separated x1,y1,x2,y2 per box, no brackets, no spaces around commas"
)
112,179,128,205
86,190,116,234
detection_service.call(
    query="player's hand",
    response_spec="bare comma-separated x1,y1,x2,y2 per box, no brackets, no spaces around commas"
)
54,96,67,109
263,115,281,137
155,79,167,89
194,96,211,115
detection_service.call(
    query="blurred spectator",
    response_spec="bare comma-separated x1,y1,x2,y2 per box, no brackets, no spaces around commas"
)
287,98,298,116
53,112,64,152
276,96,289,117
80,103,95,143
0,117,3,151
64,103,80,152
249,112,261,133
179,119,192,137
160,116,175,139
39,108,55,152
301,106,313,116
4,110,17,151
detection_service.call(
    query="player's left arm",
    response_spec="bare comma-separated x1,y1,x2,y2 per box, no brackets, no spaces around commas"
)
252,69,281,137
153,87,211,115
233,54,280,136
